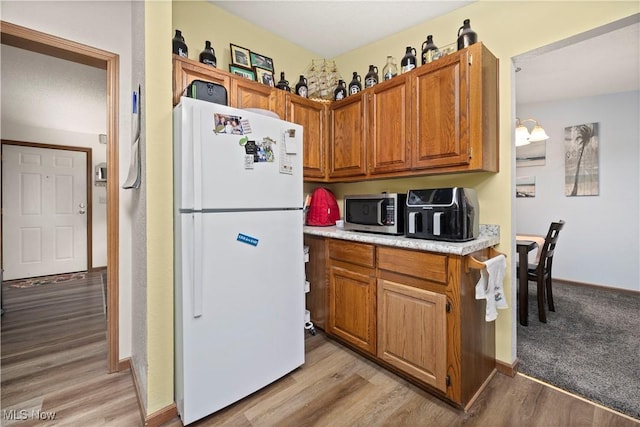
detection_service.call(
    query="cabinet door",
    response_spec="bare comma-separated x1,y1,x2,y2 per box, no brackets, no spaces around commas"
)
173,55,230,106
378,279,447,392
286,95,327,180
368,76,411,174
329,94,367,178
328,264,376,354
411,53,470,169
230,77,283,116
304,235,327,329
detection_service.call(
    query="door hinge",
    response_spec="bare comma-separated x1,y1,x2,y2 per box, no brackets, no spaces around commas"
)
469,147,473,159
446,375,451,387
446,302,451,313
468,53,473,66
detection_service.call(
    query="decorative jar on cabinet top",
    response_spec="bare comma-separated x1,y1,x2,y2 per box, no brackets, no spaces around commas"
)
382,56,398,80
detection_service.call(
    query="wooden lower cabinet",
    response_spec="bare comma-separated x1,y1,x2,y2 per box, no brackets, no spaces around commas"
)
328,264,376,355
311,235,496,409
304,235,327,330
377,278,447,392
327,240,376,355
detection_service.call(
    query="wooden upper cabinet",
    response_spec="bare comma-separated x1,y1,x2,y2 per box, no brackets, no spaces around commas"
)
411,52,469,169
285,95,327,180
173,43,499,182
172,54,229,106
172,55,284,117
329,94,366,178
368,76,411,174
230,77,283,116
410,43,498,172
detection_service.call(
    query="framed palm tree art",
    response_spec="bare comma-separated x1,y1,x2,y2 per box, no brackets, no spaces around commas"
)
564,122,599,196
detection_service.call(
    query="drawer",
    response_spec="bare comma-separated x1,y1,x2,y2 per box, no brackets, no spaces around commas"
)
377,246,448,285
329,240,375,267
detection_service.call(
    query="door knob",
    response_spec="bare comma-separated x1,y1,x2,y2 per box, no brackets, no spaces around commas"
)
79,202,86,214
79,209,86,214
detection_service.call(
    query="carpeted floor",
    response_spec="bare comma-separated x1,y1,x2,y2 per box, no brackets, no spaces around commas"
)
517,280,640,420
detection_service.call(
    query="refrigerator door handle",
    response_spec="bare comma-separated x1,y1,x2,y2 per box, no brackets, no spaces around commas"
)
193,110,202,211
193,213,203,317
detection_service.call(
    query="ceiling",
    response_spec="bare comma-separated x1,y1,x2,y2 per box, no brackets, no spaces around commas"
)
515,20,639,105
210,1,473,58
210,3,639,105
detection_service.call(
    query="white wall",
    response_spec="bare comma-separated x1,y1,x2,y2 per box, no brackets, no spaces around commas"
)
1,45,108,268
1,0,134,358
130,0,148,410
516,91,640,291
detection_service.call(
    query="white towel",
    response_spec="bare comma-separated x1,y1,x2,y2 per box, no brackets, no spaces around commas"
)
475,254,508,321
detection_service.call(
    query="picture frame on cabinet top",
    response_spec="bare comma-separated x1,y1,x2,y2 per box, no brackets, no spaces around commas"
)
230,44,252,68
254,67,274,87
250,52,274,72
229,65,256,81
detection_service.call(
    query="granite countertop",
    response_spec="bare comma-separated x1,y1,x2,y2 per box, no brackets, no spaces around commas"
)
303,224,500,256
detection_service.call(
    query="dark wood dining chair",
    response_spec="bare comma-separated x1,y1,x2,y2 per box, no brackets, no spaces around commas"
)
517,220,565,323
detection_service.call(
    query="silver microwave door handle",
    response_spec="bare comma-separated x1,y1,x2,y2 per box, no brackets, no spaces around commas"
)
376,200,384,225
408,212,418,234
433,212,443,236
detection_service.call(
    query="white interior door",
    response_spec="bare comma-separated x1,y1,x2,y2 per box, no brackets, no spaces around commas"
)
2,144,88,280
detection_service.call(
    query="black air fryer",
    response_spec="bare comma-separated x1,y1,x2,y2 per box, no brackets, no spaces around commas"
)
404,188,479,242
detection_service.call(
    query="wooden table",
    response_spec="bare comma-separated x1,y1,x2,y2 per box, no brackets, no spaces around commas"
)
517,239,538,326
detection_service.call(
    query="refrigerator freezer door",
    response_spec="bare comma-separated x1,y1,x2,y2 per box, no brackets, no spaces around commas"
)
175,209,305,424
175,97,303,211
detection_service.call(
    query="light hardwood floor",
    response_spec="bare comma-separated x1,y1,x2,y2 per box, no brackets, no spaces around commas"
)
1,272,140,426
2,274,637,426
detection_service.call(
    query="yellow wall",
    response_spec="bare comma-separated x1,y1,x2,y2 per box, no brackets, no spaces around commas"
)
145,0,175,415
146,0,638,412
173,1,318,87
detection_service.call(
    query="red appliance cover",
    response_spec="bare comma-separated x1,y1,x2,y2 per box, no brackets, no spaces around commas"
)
306,187,340,226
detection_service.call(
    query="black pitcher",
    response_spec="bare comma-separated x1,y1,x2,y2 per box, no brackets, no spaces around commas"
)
172,29,188,57
334,80,347,101
348,72,362,95
457,19,477,50
364,65,379,88
276,72,291,92
421,35,439,64
295,75,308,98
401,46,417,73
199,41,217,67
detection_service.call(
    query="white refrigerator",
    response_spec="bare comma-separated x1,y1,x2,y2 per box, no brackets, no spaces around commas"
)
173,97,305,425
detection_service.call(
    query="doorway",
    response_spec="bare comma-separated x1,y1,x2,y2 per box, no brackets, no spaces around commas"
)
2,142,92,280
1,21,120,372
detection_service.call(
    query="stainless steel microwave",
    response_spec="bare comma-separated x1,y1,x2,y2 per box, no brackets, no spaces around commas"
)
343,193,406,235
